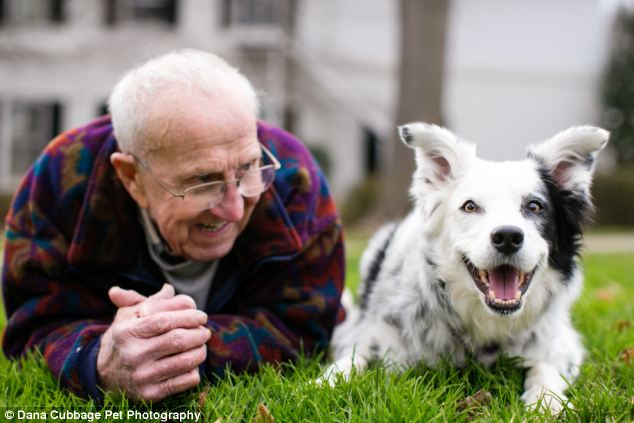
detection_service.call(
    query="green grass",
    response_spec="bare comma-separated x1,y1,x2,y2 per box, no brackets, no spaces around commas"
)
0,232,633,422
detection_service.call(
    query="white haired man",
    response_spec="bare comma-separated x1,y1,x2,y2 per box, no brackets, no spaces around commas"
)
2,49,345,402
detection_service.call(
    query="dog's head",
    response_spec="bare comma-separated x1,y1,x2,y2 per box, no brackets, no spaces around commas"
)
399,123,608,317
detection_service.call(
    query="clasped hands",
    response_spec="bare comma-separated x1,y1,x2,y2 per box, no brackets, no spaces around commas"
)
97,284,211,402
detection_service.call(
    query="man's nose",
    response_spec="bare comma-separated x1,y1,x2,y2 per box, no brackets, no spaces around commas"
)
213,183,244,221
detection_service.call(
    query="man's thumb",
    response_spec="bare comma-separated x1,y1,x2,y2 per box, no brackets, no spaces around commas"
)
109,286,146,308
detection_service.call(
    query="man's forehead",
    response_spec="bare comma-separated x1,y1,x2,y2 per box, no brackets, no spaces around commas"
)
143,119,257,152
142,88,257,147
149,136,260,173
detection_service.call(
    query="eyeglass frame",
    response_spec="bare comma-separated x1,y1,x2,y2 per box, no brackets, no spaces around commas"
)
131,143,281,203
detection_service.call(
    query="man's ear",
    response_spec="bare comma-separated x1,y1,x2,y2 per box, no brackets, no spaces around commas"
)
527,126,609,195
110,152,149,208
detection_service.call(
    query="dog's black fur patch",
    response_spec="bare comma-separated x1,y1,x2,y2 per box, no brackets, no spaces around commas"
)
432,279,451,312
480,343,500,354
536,167,592,281
384,313,403,331
369,341,381,360
400,126,413,144
360,226,397,310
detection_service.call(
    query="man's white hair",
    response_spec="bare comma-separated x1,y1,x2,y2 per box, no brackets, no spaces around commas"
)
108,49,259,157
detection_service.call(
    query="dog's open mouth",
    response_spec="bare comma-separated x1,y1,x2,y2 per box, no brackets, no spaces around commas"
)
463,257,535,314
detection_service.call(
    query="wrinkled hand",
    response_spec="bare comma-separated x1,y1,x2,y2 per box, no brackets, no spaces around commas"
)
97,284,211,402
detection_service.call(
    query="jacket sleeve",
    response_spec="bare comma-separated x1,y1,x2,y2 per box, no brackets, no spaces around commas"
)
2,143,113,400
203,169,345,377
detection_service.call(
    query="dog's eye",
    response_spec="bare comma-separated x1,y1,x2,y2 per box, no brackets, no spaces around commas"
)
461,200,479,213
527,200,544,213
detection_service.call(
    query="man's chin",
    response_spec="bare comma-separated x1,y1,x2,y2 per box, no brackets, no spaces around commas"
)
184,239,236,262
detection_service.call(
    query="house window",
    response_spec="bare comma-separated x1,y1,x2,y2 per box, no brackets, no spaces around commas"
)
97,101,109,117
11,101,62,176
221,0,277,27
363,127,380,175
104,0,177,26
0,0,65,25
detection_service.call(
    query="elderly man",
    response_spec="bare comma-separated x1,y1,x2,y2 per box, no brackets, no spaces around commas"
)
2,50,344,402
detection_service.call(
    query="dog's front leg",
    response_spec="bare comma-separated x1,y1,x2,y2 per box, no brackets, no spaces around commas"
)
521,361,571,413
520,323,584,414
318,319,407,386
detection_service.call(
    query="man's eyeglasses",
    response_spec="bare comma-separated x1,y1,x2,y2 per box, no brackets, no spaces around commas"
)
133,143,281,211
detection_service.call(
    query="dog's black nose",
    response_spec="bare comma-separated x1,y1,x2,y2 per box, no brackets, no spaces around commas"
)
490,226,524,254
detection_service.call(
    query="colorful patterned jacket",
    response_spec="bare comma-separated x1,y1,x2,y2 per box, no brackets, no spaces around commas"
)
2,115,345,400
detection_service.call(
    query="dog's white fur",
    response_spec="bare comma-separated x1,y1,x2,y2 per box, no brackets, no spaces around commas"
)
322,123,608,413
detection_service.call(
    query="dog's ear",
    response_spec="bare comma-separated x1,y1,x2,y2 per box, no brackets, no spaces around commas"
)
398,122,475,188
528,126,609,193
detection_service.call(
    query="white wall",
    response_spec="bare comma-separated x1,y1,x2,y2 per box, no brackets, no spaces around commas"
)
444,0,613,160
295,0,398,137
291,70,364,198
292,0,398,198
295,0,615,193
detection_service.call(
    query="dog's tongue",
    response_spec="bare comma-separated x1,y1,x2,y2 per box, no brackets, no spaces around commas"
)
489,266,519,300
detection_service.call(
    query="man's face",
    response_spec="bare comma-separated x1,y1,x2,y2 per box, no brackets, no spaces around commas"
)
135,90,260,262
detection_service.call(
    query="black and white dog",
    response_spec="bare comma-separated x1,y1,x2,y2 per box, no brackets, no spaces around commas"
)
322,123,609,412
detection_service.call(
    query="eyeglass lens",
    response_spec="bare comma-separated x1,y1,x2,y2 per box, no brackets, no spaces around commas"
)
186,167,276,210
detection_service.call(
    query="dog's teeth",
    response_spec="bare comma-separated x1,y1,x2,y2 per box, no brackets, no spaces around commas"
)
515,291,521,301
489,290,496,299
479,270,488,282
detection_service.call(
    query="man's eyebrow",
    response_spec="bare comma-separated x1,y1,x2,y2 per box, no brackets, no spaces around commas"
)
241,155,261,165
236,152,262,168
174,167,222,184
178,155,260,179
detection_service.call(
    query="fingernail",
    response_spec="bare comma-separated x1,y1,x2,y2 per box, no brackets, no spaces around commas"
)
196,311,208,324
138,304,148,318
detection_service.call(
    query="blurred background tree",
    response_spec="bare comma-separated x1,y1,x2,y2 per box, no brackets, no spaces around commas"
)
602,5,634,166
594,5,634,227
378,0,449,220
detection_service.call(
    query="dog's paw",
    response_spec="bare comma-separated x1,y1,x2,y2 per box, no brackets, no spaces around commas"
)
522,387,568,414
315,363,349,387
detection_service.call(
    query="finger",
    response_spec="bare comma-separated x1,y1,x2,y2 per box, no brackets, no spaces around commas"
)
137,294,197,318
131,309,209,338
142,367,201,402
149,283,175,300
109,286,146,308
136,344,207,384
144,326,212,359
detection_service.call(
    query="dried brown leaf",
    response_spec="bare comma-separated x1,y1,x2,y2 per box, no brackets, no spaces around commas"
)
615,320,631,332
620,347,634,364
253,402,275,423
457,389,493,413
595,288,616,301
198,387,210,408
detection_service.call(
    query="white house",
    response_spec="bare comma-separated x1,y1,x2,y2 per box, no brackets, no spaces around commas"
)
0,0,291,194
0,0,618,200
